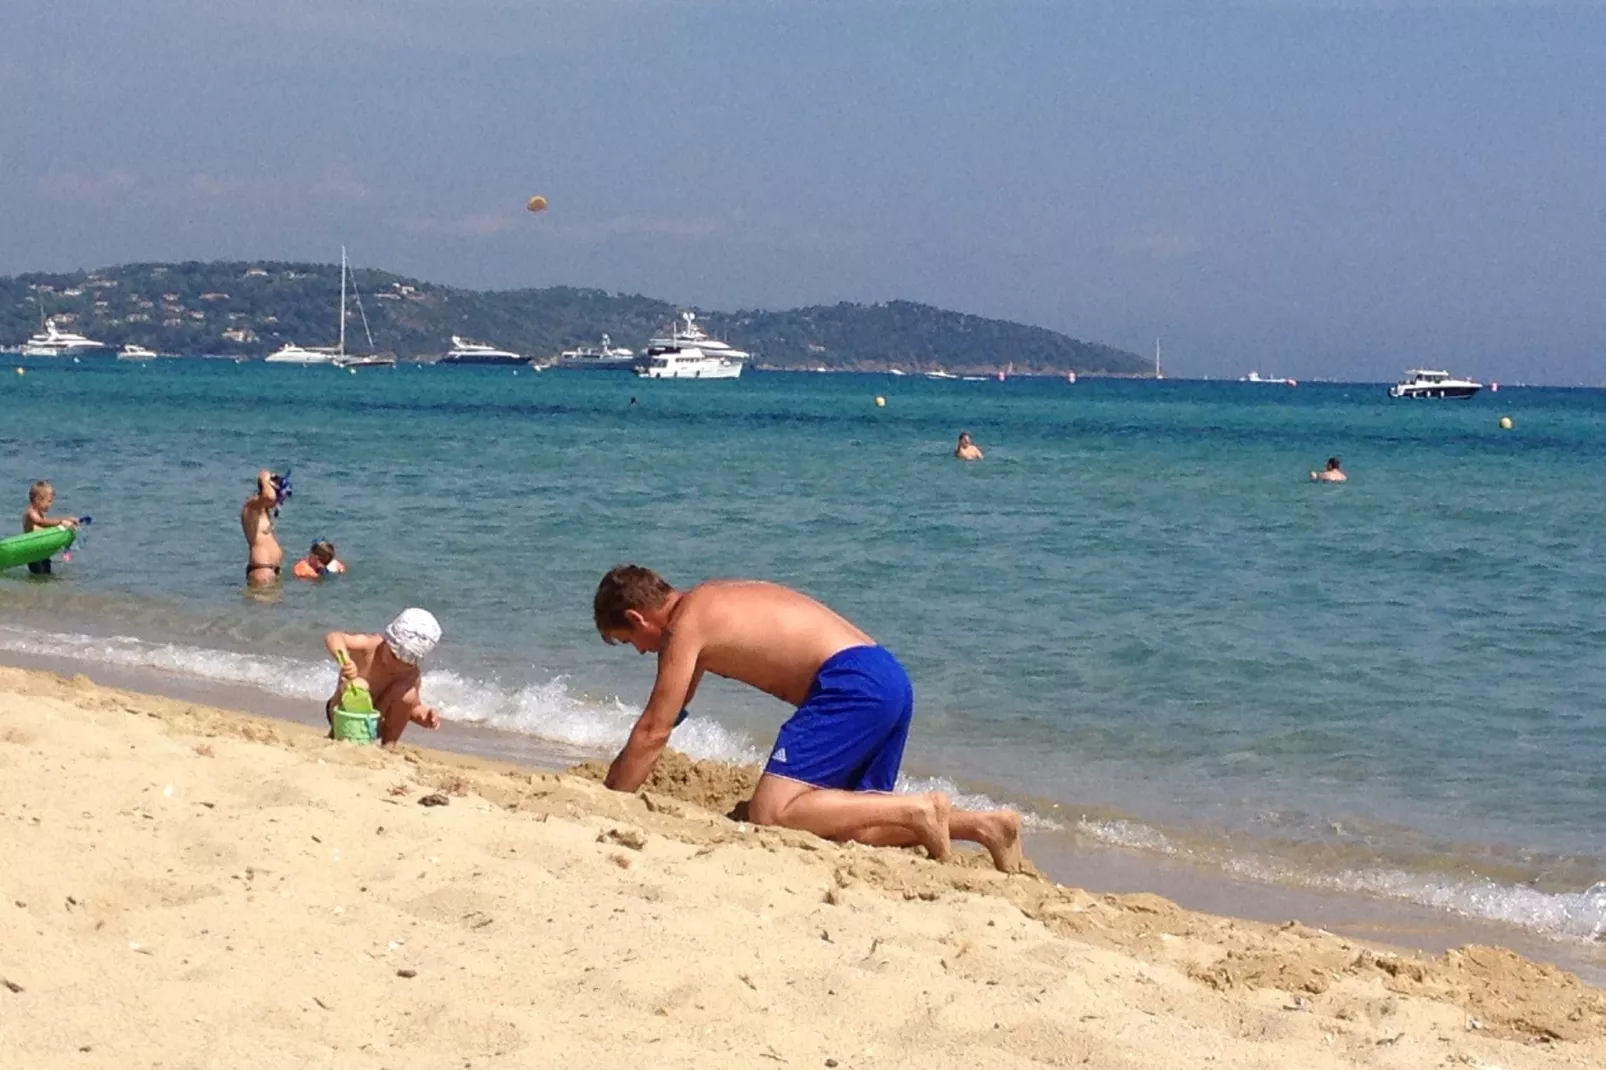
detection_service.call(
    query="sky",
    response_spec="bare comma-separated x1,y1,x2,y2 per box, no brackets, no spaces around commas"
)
3,1,1604,382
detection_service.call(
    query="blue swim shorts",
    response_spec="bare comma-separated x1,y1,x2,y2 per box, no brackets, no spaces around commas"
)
763,645,914,792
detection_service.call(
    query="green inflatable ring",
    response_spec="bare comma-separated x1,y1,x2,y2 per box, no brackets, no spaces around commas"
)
0,527,77,570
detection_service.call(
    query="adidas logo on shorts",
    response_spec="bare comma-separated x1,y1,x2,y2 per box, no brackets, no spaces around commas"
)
771,747,788,764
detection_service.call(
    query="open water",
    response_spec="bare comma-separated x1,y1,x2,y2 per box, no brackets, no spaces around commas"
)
2,359,1604,952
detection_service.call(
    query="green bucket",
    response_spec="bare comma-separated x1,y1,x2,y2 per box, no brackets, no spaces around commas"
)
331,706,380,744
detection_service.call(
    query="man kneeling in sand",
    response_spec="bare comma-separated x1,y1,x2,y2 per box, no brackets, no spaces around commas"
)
323,608,443,745
593,565,1023,872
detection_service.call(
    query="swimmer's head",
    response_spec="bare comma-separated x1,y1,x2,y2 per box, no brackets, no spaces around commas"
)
1327,457,1342,471
594,564,675,652
384,608,441,666
309,540,337,567
29,481,53,507
957,432,973,447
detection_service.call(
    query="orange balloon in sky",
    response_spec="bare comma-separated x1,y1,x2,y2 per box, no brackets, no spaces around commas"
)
526,195,548,214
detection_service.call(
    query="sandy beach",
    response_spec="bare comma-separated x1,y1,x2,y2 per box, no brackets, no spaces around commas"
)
2,665,1602,1069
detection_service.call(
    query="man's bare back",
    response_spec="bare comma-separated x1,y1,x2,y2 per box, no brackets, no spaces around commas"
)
669,580,874,706
593,566,1024,872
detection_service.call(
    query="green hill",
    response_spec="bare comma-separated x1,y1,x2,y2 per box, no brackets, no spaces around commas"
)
0,261,1147,375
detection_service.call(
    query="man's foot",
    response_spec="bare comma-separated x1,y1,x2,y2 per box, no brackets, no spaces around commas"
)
913,792,953,862
975,809,1024,873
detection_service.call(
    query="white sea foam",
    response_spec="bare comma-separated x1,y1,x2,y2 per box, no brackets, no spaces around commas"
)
1079,812,1606,943
0,625,332,700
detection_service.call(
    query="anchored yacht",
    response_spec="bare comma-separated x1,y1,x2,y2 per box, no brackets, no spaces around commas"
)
117,344,160,361
17,319,115,358
634,313,747,380
438,336,526,366
265,246,383,366
1387,369,1482,399
552,334,634,371
1243,371,1298,386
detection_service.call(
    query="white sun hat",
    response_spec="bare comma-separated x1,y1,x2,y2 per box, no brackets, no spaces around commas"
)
384,608,441,665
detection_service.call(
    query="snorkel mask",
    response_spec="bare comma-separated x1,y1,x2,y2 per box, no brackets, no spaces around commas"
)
269,469,293,516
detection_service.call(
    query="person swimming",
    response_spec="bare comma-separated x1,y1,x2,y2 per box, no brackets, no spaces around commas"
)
1311,457,1347,483
954,432,984,461
293,540,346,580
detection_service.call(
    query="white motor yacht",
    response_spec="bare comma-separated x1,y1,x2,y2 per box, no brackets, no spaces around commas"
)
438,336,526,366
1387,369,1481,399
553,333,635,371
265,342,342,365
117,343,160,361
17,319,115,357
1243,371,1297,386
634,313,747,380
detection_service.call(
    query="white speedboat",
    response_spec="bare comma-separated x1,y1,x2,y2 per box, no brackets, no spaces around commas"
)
17,319,115,357
117,343,160,361
1243,371,1297,386
634,313,746,380
925,369,958,380
438,336,526,366
1388,369,1481,399
552,333,634,371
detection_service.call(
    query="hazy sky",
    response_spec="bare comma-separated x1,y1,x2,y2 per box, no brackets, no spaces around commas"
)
4,2,1603,381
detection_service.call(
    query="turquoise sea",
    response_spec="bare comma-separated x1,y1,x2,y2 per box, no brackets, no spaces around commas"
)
3,359,1604,959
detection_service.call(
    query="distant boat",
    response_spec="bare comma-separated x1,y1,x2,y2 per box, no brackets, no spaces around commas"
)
439,336,526,367
265,247,383,366
634,313,747,380
1387,369,1481,399
16,318,114,358
925,369,958,380
1154,338,1164,380
1242,371,1297,386
335,353,397,369
1066,370,1077,384
550,333,634,371
117,344,160,361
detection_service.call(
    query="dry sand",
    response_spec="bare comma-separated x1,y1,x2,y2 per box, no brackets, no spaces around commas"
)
2,665,1602,1069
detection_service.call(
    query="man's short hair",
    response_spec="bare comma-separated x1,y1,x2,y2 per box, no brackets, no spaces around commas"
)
594,564,673,637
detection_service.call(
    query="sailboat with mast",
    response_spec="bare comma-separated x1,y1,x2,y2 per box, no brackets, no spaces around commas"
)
1154,338,1164,380
264,247,393,366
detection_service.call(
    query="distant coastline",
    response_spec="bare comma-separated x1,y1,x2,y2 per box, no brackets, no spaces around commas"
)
0,260,1148,376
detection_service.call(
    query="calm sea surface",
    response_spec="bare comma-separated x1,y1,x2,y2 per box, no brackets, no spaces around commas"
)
3,359,1604,947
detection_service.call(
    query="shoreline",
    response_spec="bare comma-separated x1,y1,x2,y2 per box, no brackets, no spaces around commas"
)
6,646,1605,989
1,663,1602,1067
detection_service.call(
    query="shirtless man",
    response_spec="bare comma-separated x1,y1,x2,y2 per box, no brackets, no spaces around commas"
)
241,470,285,586
323,608,443,745
593,565,1023,872
954,432,984,461
1311,457,1348,483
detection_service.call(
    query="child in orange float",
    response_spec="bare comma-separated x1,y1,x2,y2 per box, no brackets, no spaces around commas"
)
292,540,346,580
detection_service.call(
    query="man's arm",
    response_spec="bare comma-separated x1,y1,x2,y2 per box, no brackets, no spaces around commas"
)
604,631,701,792
251,470,279,509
